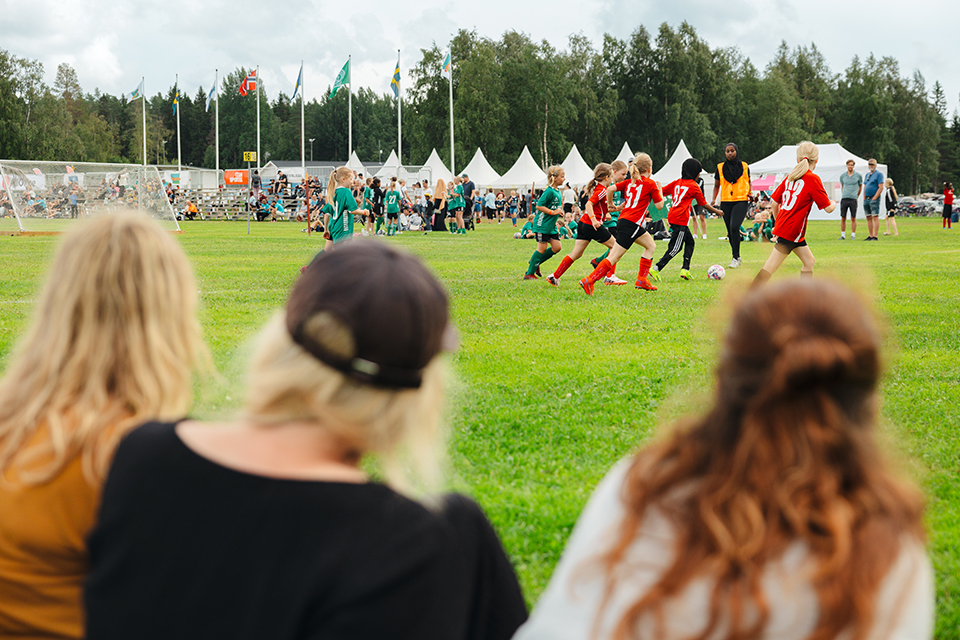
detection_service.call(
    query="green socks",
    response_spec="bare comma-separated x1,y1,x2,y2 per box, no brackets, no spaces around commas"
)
526,247,556,275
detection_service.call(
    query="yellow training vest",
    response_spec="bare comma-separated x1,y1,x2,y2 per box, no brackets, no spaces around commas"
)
717,161,751,202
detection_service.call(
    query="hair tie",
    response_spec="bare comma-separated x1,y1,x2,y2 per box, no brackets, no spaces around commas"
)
802,156,809,160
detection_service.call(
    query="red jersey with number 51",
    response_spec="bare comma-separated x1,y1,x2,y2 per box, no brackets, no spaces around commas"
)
580,184,609,224
771,171,831,242
662,178,707,226
610,176,663,224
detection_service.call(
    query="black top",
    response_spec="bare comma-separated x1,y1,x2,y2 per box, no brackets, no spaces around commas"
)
85,422,527,640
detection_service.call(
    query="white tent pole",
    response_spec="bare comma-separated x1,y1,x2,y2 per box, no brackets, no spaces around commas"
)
256,65,261,175
448,52,455,175
215,69,219,176
175,74,182,175
141,77,146,167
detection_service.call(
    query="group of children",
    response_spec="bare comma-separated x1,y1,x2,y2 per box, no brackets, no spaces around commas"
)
522,142,837,294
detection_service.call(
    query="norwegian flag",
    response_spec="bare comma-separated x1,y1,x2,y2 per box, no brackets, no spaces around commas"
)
238,70,258,96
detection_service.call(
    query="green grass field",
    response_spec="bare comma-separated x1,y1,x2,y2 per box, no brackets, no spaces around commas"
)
0,218,957,636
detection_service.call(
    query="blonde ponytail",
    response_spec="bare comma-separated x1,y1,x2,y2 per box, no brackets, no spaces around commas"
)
586,163,612,194
546,165,563,188
788,141,818,182
327,167,354,207
630,153,652,179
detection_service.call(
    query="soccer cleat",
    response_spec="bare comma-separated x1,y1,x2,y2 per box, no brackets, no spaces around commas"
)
590,258,600,268
679,269,692,280
535,266,542,278
603,275,628,285
729,257,742,268
546,274,559,287
648,268,662,282
523,274,538,280
579,278,594,295
635,278,657,291
840,233,845,240
718,236,728,240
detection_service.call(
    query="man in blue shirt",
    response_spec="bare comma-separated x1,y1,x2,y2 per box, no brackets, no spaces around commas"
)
838,159,862,240
863,158,884,241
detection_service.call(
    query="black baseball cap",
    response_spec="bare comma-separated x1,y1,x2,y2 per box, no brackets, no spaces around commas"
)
287,242,456,388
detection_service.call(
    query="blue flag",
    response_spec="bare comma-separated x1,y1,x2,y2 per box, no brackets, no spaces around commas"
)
173,91,179,115
292,63,303,101
391,56,400,98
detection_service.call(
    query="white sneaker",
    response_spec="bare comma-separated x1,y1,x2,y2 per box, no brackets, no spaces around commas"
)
718,236,728,240
603,275,628,286
840,233,845,240
851,232,856,239
729,257,742,268
361,230,370,237
702,234,707,239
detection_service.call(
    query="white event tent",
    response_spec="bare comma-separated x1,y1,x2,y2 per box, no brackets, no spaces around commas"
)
461,148,501,187
346,151,365,174
560,144,594,186
749,144,889,219
493,146,548,190
374,149,401,179
652,140,694,183
421,148,454,186
615,141,634,164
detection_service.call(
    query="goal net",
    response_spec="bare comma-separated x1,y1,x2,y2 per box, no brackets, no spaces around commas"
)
0,160,180,235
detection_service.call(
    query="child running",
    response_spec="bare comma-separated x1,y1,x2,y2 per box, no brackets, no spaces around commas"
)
547,163,620,287
650,158,722,281
588,159,629,284
580,154,664,294
384,177,402,236
752,141,836,287
523,166,565,280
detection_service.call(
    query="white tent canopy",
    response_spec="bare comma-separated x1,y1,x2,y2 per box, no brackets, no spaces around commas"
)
493,146,548,189
420,148,454,186
347,151,365,174
750,143,889,219
652,139,693,183
615,141,634,164
461,148,501,187
560,144,594,186
374,149,400,179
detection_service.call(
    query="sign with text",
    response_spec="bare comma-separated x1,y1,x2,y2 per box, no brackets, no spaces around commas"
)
224,169,249,186
243,151,257,162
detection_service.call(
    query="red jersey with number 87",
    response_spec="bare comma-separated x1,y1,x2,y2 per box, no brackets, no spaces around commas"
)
771,171,831,243
610,176,663,224
580,184,608,224
662,179,707,226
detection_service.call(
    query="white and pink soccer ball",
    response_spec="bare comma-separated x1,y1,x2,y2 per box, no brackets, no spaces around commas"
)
707,264,726,280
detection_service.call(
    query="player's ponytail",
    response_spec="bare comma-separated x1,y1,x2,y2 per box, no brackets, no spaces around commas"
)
586,163,612,194
630,153,652,179
788,141,818,183
546,165,563,188
327,166,353,208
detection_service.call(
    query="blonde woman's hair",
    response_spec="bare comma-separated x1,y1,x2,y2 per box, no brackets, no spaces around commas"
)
546,165,563,188
435,178,447,201
788,141,819,182
244,314,445,495
0,212,208,484
629,153,653,178
327,167,354,206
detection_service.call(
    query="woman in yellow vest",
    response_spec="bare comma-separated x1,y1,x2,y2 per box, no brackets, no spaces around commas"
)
711,142,751,268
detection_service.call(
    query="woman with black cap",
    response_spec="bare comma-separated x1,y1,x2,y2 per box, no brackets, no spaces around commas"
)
84,242,528,640
712,143,752,268
650,158,723,281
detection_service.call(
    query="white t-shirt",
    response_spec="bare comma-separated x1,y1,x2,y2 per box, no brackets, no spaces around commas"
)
563,188,576,206
514,459,934,640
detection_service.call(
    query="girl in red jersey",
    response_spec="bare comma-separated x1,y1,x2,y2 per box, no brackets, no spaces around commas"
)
547,164,620,287
650,158,723,281
943,182,953,229
752,141,836,288
579,153,665,294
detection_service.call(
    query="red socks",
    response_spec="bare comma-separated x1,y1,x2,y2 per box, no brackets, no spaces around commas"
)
554,256,574,279
587,259,612,284
637,257,652,281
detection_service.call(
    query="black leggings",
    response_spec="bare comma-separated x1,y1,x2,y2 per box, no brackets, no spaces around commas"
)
721,201,749,259
657,224,695,271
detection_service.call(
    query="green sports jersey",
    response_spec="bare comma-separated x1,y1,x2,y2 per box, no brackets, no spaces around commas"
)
449,185,464,209
559,224,573,239
363,187,373,207
533,187,562,233
568,220,578,237
520,222,534,235
330,187,357,242
603,190,623,227
385,189,401,213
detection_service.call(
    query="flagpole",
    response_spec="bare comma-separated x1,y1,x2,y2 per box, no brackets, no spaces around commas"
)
141,77,146,167
215,69,220,178
175,74,182,175
448,53,455,175
300,60,305,183
348,55,352,162
256,65,261,175
397,49,401,166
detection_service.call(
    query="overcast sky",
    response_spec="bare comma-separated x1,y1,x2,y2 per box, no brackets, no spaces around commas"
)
3,0,957,114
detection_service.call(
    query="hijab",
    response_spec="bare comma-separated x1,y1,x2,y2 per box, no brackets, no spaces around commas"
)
721,143,744,184
681,158,702,181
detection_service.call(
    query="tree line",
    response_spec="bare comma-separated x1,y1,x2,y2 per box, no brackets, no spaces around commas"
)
2,22,959,194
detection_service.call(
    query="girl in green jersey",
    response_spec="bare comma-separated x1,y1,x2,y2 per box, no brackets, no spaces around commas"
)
449,176,466,235
323,167,369,251
523,166,565,280
384,177,402,236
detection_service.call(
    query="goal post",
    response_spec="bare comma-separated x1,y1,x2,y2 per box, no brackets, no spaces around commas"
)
0,160,181,235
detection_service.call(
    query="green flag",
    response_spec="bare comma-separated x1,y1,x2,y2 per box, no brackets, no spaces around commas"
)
330,59,350,98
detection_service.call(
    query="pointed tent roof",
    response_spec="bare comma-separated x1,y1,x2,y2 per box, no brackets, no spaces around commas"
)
616,141,634,164
461,148,501,186
421,148,454,185
346,151,365,173
560,144,594,186
375,149,401,178
652,140,694,183
493,146,548,189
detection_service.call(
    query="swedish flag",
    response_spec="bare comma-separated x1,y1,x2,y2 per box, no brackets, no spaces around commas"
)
391,56,400,98
173,91,179,115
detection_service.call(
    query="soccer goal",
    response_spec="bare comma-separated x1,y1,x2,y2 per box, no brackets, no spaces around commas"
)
0,160,180,235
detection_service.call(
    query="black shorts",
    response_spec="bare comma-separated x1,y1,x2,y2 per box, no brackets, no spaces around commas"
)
614,218,649,250
563,203,573,214
386,210,399,220
775,237,808,252
534,232,560,243
367,213,377,224
374,204,383,215
944,204,952,219
840,198,858,219
576,221,612,243
486,207,497,219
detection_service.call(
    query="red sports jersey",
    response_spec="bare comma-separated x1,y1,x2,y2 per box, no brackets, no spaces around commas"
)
610,176,663,224
771,171,832,243
580,183,609,224
945,188,954,206
663,178,707,226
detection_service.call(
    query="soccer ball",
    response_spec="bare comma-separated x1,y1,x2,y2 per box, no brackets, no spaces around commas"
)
514,232,521,239
707,264,726,280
